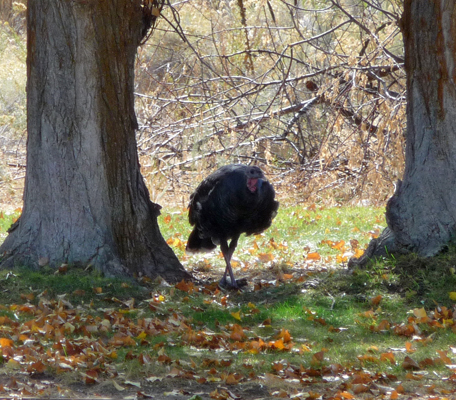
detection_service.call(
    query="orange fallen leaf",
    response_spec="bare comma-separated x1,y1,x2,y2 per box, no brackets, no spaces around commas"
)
353,248,364,258
225,373,240,385
380,352,395,364
230,324,246,341
357,354,379,364
277,328,292,343
271,339,285,350
437,349,452,364
352,384,369,394
307,252,321,261
258,253,274,263
338,390,355,399
413,307,428,319
28,360,46,374
139,353,152,365
272,362,284,371
0,338,13,348
405,372,423,380
351,372,372,384
369,229,380,238
371,295,383,306
82,370,99,385
312,350,326,363
405,341,416,353
360,310,375,318
157,354,172,364
331,240,345,250
20,293,35,301
175,280,189,292
376,319,391,332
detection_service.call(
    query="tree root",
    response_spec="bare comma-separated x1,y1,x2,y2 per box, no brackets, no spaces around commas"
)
348,227,408,268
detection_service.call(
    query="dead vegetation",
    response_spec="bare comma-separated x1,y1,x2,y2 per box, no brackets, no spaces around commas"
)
0,0,405,211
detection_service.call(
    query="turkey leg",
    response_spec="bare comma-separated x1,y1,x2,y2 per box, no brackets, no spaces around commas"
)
219,236,239,288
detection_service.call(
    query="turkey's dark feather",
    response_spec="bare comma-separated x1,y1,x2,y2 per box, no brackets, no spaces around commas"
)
187,164,279,251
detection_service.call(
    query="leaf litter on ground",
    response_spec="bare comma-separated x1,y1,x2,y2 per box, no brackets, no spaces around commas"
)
0,206,456,399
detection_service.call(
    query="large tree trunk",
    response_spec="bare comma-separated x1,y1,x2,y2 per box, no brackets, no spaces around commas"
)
0,0,191,282
350,0,456,266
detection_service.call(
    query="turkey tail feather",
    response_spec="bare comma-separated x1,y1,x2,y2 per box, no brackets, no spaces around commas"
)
186,229,216,253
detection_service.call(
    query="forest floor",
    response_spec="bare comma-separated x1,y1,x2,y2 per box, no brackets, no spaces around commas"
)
0,176,456,399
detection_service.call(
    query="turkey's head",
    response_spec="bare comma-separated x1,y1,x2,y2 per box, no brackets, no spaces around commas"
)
246,166,265,193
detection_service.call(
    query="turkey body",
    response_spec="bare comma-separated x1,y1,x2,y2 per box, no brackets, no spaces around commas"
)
186,164,279,288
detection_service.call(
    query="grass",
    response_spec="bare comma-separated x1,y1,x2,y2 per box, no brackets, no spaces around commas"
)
0,205,456,398
0,210,18,242
161,204,386,276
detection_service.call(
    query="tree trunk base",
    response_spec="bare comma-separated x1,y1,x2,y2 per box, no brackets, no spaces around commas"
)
348,227,409,268
0,241,193,283
0,213,193,284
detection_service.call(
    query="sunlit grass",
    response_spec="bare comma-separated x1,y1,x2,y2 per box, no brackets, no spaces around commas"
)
159,205,387,275
0,210,18,242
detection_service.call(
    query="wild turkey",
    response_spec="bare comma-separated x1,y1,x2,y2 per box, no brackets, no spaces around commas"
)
186,164,279,288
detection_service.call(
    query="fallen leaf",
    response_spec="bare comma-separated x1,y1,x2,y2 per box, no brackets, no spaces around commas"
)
230,311,242,321
405,341,416,353
0,338,14,348
81,370,98,385
402,356,420,370
413,307,427,319
258,253,274,262
380,352,395,364
146,376,163,383
125,380,141,388
338,391,355,399
352,384,369,394
225,373,240,385
371,295,382,306
112,380,125,391
230,324,246,341
307,252,321,261
277,328,292,343
437,350,452,364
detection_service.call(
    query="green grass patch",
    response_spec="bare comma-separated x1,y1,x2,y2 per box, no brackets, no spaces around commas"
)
0,265,149,309
0,204,456,397
0,211,18,241
160,205,386,274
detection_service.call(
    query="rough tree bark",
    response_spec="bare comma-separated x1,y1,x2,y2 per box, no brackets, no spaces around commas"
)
0,0,191,282
350,0,456,266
